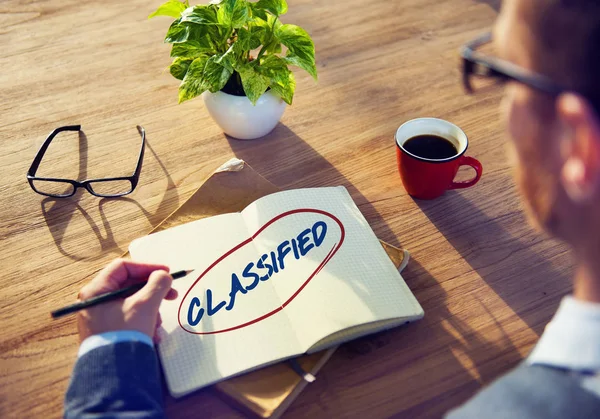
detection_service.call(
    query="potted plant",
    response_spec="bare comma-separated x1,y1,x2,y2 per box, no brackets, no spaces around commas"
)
149,0,317,140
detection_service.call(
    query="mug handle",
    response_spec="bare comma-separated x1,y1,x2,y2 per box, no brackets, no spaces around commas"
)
449,156,483,189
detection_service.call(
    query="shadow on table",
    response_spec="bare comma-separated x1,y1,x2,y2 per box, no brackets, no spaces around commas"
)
41,134,179,260
295,257,523,418
224,124,519,417
98,139,181,232
416,191,570,336
225,123,402,248
42,196,120,260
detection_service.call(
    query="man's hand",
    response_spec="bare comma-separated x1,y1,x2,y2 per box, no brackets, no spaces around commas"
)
77,259,178,343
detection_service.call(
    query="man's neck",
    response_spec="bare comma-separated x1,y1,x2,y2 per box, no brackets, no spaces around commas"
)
574,258,600,303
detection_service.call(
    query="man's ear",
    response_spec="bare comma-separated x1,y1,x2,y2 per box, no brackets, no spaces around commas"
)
556,93,600,203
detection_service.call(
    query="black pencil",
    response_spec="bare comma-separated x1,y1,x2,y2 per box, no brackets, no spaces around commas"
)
50,269,193,319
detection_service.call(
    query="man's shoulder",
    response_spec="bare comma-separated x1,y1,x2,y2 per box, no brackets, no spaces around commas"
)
446,364,600,419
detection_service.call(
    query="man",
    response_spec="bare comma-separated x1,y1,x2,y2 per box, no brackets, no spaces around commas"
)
65,0,600,417
447,0,600,417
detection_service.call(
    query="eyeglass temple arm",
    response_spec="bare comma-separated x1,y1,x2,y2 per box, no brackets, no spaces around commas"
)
465,32,492,51
460,32,493,64
131,125,146,186
462,32,565,97
27,125,82,177
460,32,493,94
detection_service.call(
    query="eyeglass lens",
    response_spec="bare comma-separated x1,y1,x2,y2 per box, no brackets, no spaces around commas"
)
87,180,133,197
31,179,75,197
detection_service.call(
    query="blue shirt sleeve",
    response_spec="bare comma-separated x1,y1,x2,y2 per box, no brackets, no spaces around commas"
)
66,337,164,418
78,330,153,358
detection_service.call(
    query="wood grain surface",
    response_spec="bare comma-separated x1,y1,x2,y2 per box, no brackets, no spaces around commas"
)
0,0,572,418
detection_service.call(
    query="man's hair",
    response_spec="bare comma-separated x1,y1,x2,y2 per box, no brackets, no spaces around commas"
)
526,0,600,112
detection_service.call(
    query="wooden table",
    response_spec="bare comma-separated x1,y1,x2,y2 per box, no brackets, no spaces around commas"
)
1,0,573,417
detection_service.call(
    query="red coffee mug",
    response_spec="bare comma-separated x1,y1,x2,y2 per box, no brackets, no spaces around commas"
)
395,118,482,200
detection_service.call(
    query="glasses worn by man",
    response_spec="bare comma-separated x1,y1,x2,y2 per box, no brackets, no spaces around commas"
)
27,125,145,198
461,31,600,113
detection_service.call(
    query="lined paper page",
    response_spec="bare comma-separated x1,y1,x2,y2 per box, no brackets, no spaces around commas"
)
129,213,301,396
241,187,424,352
129,187,423,396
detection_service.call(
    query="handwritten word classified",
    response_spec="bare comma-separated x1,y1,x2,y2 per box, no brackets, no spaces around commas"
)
187,221,328,326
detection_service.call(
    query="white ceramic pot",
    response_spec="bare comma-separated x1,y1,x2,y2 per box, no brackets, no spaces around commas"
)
202,90,287,140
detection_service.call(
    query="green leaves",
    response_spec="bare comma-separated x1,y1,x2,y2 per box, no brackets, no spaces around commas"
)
180,5,219,25
270,71,295,105
236,26,264,51
203,55,233,92
255,0,287,17
149,0,187,18
170,37,213,58
249,3,268,21
254,13,282,35
178,54,232,102
217,0,249,28
276,24,317,80
152,0,317,105
169,57,194,80
238,63,270,104
258,55,295,104
165,18,190,43
216,43,236,72
179,56,210,103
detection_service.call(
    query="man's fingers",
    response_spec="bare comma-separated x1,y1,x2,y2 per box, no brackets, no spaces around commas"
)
119,260,171,281
103,259,170,287
79,259,127,299
154,314,164,344
165,288,179,300
79,259,169,300
131,270,173,313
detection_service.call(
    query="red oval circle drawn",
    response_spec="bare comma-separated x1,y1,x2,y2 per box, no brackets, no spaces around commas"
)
177,208,346,335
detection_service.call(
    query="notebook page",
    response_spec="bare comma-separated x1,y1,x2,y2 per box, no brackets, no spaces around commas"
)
307,317,411,354
241,187,423,352
128,213,301,396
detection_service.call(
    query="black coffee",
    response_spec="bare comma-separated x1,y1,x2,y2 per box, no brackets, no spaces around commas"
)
403,135,458,160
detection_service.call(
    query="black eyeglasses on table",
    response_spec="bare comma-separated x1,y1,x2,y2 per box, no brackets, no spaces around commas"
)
27,125,145,198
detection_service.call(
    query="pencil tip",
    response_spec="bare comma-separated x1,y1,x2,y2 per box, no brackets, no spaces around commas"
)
170,269,194,280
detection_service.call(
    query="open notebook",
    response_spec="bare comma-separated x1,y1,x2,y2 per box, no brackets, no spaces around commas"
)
129,186,424,397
